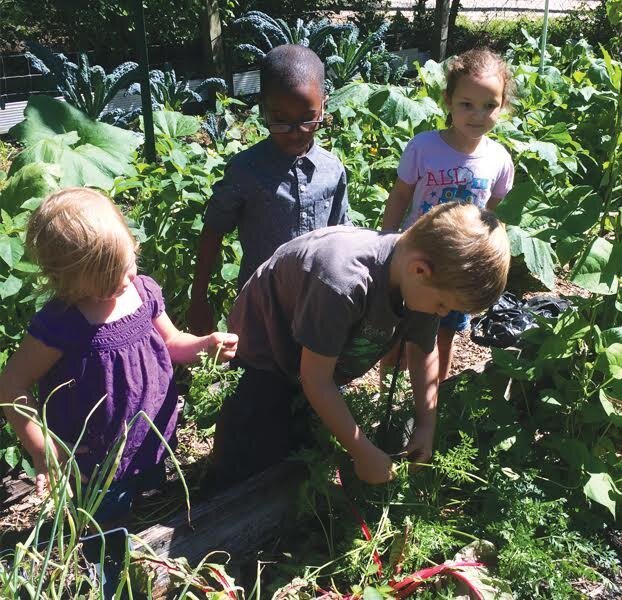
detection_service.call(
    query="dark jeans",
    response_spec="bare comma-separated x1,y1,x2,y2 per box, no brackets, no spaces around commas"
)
93,461,166,523
209,362,310,490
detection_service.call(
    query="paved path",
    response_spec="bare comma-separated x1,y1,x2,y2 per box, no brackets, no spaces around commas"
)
391,0,599,19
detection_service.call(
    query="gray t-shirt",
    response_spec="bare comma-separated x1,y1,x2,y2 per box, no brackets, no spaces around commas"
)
228,226,439,385
204,138,350,289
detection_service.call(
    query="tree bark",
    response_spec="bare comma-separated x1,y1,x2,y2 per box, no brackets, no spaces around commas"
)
449,0,461,32
200,0,226,78
434,0,451,61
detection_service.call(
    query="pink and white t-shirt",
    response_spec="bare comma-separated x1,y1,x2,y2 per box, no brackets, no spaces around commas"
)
397,130,514,228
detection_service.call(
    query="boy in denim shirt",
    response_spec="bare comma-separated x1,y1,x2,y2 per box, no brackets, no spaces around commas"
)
190,45,350,333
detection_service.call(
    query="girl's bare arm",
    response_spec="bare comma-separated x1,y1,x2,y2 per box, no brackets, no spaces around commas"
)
0,335,62,491
382,178,417,231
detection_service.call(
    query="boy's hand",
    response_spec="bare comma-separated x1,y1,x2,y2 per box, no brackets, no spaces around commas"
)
353,444,394,484
188,297,215,335
401,424,435,471
205,332,238,362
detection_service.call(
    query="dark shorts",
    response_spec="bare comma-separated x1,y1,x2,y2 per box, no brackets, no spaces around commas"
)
93,461,166,524
440,310,470,333
208,361,312,490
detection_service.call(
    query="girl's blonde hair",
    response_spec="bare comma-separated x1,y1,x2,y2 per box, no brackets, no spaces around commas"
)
445,48,514,107
27,187,137,304
402,202,510,314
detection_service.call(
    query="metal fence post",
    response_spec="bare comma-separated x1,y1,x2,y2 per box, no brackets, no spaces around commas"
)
539,0,551,76
134,0,156,162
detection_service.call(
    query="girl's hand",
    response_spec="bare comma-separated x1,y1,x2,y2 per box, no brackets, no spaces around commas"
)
205,332,238,362
34,466,50,496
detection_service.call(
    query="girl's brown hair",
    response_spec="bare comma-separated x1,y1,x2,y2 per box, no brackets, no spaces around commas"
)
27,187,137,304
445,48,514,107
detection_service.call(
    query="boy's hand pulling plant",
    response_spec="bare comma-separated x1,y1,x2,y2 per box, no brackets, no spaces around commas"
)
401,423,435,471
354,442,395,484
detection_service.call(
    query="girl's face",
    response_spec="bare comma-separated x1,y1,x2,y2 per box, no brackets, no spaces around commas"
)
445,72,505,141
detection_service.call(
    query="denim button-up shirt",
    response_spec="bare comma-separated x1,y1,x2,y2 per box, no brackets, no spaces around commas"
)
204,137,350,289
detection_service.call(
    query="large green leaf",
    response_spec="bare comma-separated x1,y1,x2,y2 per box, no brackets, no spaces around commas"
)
0,237,24,268
152,111,200,138
328,82,376,112
368,88,442,127
584,471,619,518
495,180,547,228
0,162,60,213
596,343,622,379
599,389,622,428
506,225,556,290
9,95,140,189
571,237,619,295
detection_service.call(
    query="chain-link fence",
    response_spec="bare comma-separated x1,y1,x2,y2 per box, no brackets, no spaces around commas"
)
390,0,599,19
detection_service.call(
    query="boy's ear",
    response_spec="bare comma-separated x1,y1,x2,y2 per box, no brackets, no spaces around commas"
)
408,257,433,279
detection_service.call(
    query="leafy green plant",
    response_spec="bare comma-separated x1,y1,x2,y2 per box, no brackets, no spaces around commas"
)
8,95,141,190
325,23,391,89
25,42,139,121
232,10,354,61
186,352,243,431
127,64,227,112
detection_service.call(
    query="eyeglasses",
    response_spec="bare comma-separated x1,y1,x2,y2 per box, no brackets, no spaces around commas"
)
265,108,324,134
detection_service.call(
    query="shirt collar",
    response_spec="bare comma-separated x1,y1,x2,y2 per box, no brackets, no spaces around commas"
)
265,137,320,169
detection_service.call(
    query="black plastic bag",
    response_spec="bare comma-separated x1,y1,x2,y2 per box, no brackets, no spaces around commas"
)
470,292,571,348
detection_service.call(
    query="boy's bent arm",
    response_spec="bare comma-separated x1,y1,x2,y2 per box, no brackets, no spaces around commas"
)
405,341,439,464
189,224,224,334
382,178,416,231
300,347,393,484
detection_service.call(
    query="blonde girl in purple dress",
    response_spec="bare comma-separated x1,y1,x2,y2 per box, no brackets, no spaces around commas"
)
0,188,237,520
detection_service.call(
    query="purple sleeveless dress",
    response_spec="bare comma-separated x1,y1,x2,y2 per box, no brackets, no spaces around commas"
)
28,275,178,481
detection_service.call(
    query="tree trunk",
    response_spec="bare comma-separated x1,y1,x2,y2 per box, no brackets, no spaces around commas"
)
434,0,451,61
200,0,226,78
449,0,461,32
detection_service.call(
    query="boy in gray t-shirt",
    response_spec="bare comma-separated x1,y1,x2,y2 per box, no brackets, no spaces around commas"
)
189,45,349,334
210,203,510,489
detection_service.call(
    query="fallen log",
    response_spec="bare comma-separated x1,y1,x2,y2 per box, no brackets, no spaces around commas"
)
132,460,306,596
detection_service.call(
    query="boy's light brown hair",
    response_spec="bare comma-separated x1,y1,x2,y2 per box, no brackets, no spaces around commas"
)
26,187,137,305
402,202,510,314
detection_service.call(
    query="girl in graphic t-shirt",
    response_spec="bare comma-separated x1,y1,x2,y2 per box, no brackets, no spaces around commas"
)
0,188,237,521
381,48,515,382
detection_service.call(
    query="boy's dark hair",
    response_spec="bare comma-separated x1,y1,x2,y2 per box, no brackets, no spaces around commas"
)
260,44,325,98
